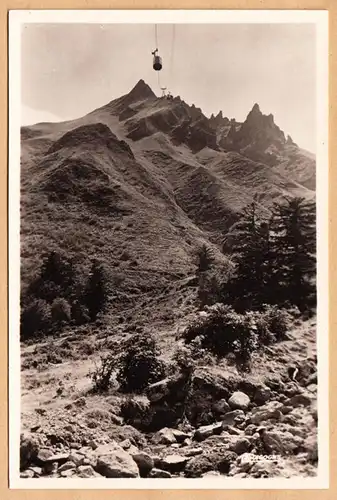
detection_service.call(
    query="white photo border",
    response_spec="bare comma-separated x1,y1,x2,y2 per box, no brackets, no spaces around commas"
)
8,8,329,490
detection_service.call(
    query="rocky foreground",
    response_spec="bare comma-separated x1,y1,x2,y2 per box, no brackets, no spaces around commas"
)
20,364,318,480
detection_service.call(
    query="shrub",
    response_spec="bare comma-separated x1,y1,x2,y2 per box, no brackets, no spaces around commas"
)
262,305,291,341
255,317,275,346
172,345,195,373
89,353,115,393
116,333,166,393
246,310,275,347
21,299,52,339
231,314,259,369
51,297,71,325
182,304,259,365
169,345,196,381
71,300,90,325
188,337,216,366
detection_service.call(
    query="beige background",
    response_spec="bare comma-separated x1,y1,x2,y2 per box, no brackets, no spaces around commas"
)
2,0,335,498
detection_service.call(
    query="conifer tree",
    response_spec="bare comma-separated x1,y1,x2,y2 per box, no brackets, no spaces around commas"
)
196,244,217,308
84,259,107,321
226,202,271,310
40,251,75,287
28,251,76,303
196,243,215,274
271,197,316,309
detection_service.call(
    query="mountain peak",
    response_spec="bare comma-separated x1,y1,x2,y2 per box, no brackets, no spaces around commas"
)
250,103,262,116
209,109,229,129
128,79,156,100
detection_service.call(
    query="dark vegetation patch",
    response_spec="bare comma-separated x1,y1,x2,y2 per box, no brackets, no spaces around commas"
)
21,251,108,340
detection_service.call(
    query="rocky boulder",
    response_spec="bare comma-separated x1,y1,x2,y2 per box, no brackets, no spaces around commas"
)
250,402,284,425
194,422,223,442
222,410,245,426
184,454,216,478
286,393,313,408
152,427,177,445
249,457,285,478
228,392,251,411
185,449,237,477
172,429,191,443
77,465,100,478
94,443,139,478
236,452,260,472
58,461,76,473
259,428,303,455
229,437,252,455
131,451,154,477
158,454,190,474
149,468,172,478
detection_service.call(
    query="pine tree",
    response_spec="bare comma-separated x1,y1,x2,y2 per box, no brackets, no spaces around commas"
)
196,244,216,309
196,244,214,274
84,260,107,321
40,251,75,288
225,202,271,310
28,251,76,303
271,197,316,309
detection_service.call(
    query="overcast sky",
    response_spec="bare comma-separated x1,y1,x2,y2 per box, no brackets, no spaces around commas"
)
21,23,316,152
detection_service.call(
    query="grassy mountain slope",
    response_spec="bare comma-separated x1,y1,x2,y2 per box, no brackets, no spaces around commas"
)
20,80,315,316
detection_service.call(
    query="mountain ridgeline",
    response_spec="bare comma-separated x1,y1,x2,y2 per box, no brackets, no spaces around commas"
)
20,79,316,314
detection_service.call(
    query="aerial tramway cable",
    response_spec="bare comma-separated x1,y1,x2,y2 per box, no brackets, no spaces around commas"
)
168,24,176,92
152,24,176,97
155,24,158,48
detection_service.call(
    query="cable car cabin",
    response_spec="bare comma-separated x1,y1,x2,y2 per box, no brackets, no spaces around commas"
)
152,49,162,71
153,55,162,71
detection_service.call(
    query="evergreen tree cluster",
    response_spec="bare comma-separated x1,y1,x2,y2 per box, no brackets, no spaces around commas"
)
190,196,315,370
21,251,108,339
221,197,316,312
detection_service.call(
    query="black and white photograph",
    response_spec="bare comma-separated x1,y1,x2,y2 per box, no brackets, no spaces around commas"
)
9,9,329,489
